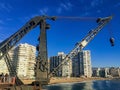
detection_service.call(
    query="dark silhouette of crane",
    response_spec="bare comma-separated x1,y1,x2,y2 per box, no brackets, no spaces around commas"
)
0,16,56,86
0,15,113,88
49,16,113,78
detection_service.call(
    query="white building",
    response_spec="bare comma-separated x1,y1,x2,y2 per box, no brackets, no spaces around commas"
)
109,67,120,77
92,67,101,77
72,50,92,77
0,43,36,79
0,58,9,74
72,55,79,76
0,47,16,75
16,43,36,79
50,52,72,77
80,50,92,77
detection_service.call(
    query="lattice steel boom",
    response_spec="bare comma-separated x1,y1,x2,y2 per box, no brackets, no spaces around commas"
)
0,15,56,85
49,16,112,77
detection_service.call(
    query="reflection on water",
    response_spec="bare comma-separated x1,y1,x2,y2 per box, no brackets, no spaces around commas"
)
93,80,120,90
72,81,94,90
45,82,95,90
44,80,120,90
45,83,73,90
83,81,94,90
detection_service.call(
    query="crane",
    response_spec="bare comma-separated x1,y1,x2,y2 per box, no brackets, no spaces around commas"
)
48,16,113,78
0,15,113,87
0,15,56,85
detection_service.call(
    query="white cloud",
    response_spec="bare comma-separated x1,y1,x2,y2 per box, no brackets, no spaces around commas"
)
84,12,90,16
78,0,84,4
97,10,101,13
0,2,13,12
91,0,103,7
114,3,120,7
0,39,3,42
39,8,49,15
0,20,4,24
0,33,8,42
61,3,69,10
16,13,40,24
0,27,7,43
6,18,13,21
0,26,3,30
38,1,73,15
60,2,72,10
0,18,13,25
56,7,62,14
81,12,90,16
0,27,11,40
56,2,73,14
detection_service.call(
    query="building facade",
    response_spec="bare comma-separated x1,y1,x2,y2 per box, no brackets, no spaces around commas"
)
0,58,9,74
0,47,16,75
50,52,72,77
72,50,92,77
92,67,118,78
92,67,101,77
16,43,36,79
109,67,120,77
0,43,36,79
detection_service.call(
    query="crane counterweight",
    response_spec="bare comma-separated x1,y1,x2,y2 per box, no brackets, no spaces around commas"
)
110,37,115,46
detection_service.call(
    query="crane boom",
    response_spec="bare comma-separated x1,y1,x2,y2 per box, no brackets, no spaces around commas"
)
0,16,55,60
49,16,112,77
0,16,39,59
0,15,56,85
79,16,112,49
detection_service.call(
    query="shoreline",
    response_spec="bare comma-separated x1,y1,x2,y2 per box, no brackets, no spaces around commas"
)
21,77,119,85
48,77,114,85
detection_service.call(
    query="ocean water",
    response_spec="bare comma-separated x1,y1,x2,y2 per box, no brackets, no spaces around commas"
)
44,80,120,90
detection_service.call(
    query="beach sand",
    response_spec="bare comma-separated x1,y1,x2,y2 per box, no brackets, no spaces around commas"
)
21,77,111,85
48,77,111,84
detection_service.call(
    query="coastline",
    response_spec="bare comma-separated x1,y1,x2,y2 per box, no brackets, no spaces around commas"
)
22,77,120,85
48,77,113,85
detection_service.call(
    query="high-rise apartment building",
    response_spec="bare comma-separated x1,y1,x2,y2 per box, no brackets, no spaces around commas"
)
0,47,15,75
0,43,36,79
79,50,92,77
109,67,120,77
92,67,101,77
16,43,36,79
50,52,72,77
72,50,92,77
0,58,9,74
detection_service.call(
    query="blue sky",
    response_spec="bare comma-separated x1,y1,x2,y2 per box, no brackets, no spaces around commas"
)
0,0,120,67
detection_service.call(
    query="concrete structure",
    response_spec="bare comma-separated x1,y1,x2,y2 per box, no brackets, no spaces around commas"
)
104,68,110,77
50,52,72,77
109,67,120,77
93,67,120,78
0,43,36,79
92,67,101,77
72,50,92,77
0,47,15,75
48,59,50,73
0,58,9,74
72,54,79,76
16,43,36,79
50,50,92,78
